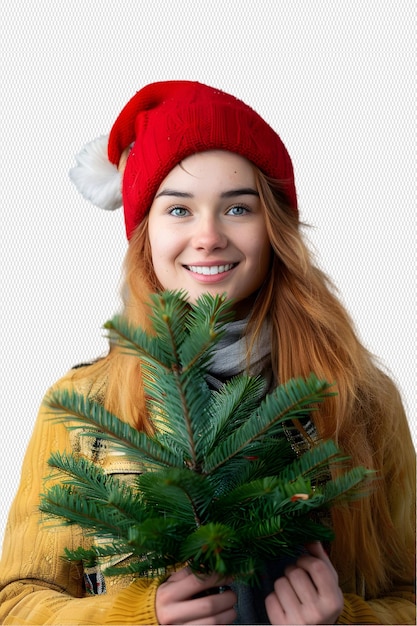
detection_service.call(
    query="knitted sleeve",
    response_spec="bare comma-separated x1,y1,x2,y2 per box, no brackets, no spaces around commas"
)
0,372,161,625
338,591,416,624
336,399,416,626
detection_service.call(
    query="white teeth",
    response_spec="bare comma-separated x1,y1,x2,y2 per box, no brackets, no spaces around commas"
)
187,264,234,275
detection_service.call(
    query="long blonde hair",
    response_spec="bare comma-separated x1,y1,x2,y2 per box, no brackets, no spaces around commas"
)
73,168,415,597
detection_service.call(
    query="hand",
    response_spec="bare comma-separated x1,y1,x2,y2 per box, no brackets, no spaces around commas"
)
156,566,237,625
265,542,344,625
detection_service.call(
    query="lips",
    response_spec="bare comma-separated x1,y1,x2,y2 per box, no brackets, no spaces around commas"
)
185,263,237,275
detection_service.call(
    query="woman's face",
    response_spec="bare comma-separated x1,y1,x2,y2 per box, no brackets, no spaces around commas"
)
148,150,271,316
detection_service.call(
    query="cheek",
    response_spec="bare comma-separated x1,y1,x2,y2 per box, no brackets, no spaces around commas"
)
150,244,168,277
149,230,182,285
148,228,165,277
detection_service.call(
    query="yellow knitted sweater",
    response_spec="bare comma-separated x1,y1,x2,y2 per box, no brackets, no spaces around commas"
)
0,368,415,625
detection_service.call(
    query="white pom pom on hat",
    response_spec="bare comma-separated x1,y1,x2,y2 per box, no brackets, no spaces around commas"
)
69,134,122,212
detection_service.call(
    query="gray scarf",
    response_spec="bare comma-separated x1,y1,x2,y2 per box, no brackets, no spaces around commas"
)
206,317,273,392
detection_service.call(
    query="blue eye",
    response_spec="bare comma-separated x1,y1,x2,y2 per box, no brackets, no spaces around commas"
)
169,206,189,217
227,205,248,216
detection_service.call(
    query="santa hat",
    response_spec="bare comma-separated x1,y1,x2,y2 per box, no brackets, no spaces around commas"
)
70,80,297,240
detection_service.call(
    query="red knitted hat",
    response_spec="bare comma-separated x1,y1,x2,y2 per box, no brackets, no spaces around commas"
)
70,81,297,240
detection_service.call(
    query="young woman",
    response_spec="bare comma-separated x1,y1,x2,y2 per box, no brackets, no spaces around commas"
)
0,81,415,625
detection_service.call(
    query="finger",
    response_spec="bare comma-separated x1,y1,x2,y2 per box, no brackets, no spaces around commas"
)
283,560,344,625
189,592,237,623
282,564,317,602
300,542,339,586
264,591,286,625
266,577,302,625
289,560,339,605
270,566,343,625
163,589,237,624
164,568,229,601
157,567,231,605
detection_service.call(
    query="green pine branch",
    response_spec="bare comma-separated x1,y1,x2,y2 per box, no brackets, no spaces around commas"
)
45,391,180,469
40,290,372,585
201,375,335,475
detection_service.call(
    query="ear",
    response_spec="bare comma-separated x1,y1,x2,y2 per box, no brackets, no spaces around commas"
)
69,135,123,211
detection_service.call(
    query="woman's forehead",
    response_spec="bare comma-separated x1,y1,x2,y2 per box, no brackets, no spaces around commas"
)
156,150,256,192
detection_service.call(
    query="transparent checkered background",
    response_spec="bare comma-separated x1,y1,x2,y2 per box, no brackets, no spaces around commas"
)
1,0,414,548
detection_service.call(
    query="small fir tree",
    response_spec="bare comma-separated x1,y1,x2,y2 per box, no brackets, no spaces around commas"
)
40,291,370,585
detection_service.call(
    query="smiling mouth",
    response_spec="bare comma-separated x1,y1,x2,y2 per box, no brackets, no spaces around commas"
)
185,263,237,275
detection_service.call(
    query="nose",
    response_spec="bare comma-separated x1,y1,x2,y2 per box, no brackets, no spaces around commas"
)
191,215,228,252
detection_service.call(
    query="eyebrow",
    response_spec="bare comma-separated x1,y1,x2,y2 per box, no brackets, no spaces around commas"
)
155,189,193,199
155,187,259,199
221,188,259,198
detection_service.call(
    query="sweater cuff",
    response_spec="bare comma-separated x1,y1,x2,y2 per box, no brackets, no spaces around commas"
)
105,577,162,625
337,593,381,625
